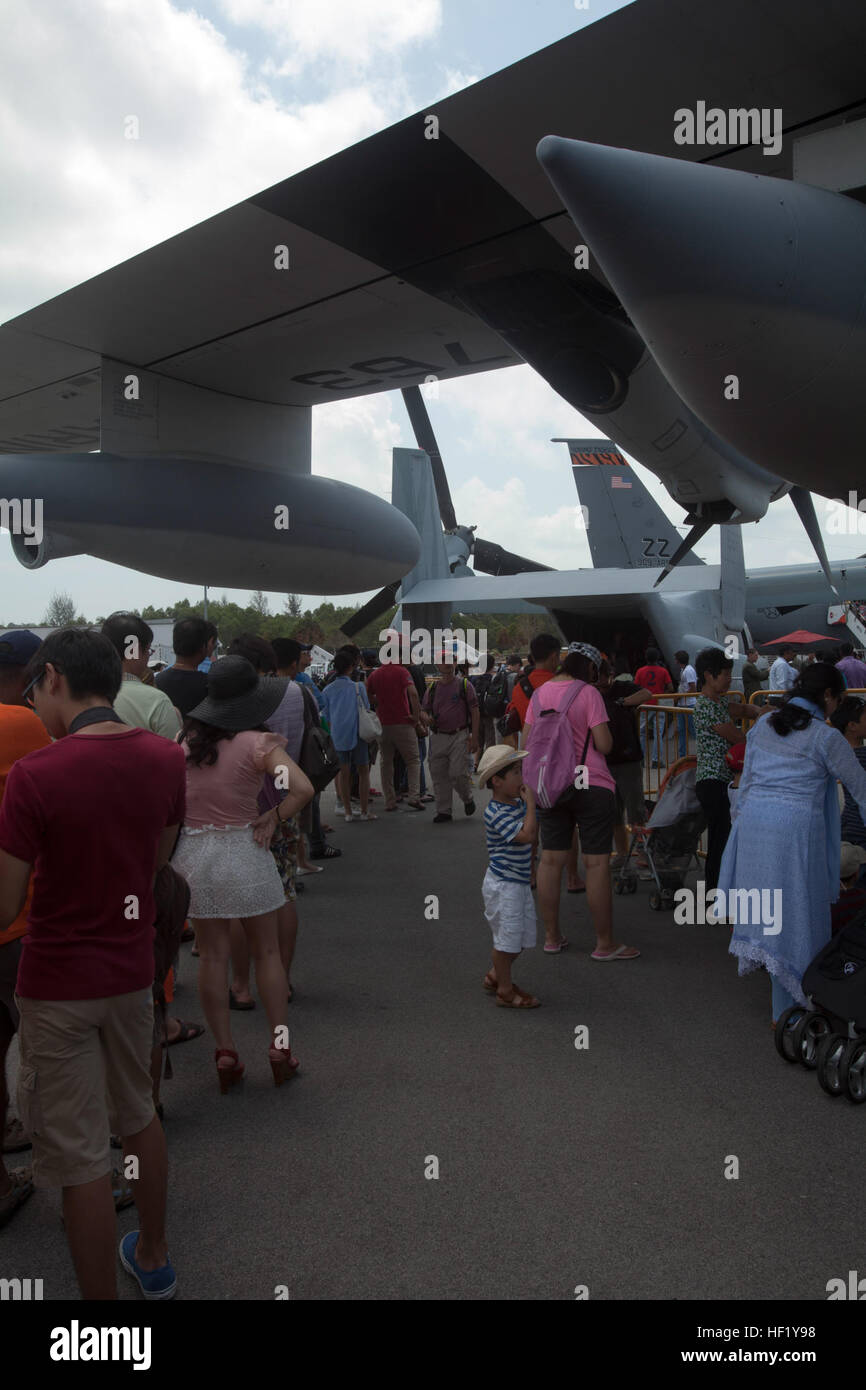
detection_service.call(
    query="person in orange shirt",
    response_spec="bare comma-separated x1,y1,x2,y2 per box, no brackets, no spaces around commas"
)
0,631,51,1228
505,634,561,743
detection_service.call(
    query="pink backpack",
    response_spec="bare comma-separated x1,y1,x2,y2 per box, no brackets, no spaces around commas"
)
523,680,591,809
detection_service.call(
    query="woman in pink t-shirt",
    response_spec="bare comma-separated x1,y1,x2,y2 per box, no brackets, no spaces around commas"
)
525,642,639,962
171,658,313,1092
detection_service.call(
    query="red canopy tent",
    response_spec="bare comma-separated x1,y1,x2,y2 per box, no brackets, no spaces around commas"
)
761,630,838,647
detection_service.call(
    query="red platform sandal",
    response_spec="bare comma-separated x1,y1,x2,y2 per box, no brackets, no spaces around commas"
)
215,1048,244,1094
269,1046,300,1086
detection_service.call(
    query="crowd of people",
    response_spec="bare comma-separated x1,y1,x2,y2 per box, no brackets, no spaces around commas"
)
2,614,866,1298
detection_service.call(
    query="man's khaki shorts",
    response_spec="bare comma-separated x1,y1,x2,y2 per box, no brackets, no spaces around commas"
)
15,987,156,1188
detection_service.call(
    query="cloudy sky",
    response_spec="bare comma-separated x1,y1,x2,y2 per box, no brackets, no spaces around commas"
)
1,0,863,626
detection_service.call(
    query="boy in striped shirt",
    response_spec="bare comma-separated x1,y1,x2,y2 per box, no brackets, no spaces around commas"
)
478,745,540,1008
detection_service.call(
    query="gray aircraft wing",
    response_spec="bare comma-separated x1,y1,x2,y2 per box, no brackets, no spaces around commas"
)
400,564,722,621
3,0,865,458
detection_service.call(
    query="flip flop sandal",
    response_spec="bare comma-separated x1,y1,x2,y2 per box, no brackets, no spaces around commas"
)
483,972,498,993
229,991,255,1011
591,945,641,961
166,1020,205,1046
543,938,570,953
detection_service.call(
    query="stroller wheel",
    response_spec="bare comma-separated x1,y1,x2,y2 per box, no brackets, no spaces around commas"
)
649,891,662,911
841,1038,866,1103
794,1011,833,1069
626,876,638,895
816,1033,847,1096
774,1006,808,1063
660,889,676,910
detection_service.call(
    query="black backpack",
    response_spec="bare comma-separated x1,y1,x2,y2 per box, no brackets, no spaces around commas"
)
485,667,511,719
298,684,340,793
471,672,493,718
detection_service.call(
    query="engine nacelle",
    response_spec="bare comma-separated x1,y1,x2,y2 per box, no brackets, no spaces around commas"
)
10,530,84,570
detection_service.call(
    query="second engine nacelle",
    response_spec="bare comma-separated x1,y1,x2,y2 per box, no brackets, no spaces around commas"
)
10,529,85,570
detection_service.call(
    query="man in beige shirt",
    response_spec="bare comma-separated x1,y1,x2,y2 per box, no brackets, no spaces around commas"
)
102,614,181,739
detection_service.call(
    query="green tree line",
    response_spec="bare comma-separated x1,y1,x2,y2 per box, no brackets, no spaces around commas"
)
5,589,558,658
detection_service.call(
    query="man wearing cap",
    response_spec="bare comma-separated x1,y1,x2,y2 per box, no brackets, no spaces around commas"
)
0,630,51,1227
293,642,324,709
422,658,480,823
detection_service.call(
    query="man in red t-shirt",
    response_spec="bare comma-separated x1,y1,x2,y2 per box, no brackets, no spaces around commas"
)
366,649,424,811
0,628,186,1299
634,645,673,766
504,633,561,747
0,630,51,1229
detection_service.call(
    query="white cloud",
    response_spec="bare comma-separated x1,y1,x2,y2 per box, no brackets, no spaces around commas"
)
450,475,592,571
312,391,405,500
0,0,416,322
218,0,441,73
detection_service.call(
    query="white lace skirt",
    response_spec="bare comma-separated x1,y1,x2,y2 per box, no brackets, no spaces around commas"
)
172,824,286,919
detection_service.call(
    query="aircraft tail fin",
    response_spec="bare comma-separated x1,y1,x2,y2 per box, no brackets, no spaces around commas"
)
557,438,703,572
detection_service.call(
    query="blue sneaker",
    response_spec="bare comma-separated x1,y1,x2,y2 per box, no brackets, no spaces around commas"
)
119,1230,177,1300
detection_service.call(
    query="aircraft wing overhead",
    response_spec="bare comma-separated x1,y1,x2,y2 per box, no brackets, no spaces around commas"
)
2,0,866,452
402,564,722,619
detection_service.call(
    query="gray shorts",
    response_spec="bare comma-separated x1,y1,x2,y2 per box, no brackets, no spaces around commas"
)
0,937,23,1031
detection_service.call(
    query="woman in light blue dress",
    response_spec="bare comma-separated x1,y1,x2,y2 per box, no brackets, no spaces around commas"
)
719,663,866,1021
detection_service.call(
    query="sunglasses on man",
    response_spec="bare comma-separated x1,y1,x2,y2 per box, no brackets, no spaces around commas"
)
21,665,60,708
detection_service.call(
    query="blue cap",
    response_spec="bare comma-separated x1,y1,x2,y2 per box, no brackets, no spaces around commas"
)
0,630,43,667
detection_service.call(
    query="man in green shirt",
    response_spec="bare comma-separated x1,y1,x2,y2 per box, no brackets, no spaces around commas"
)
741,647,766,704
103,614,182,740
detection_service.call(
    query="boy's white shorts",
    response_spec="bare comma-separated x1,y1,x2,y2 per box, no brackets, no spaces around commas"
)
482,868,537,953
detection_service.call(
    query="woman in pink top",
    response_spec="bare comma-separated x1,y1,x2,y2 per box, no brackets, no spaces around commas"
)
525,642,639,962
171,658,314,1092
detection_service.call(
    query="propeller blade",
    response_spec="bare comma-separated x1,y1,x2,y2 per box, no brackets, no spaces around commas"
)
789,486,840,597
340,582,400,639
401,386,457,531
472,537,553,576
653,518,715,587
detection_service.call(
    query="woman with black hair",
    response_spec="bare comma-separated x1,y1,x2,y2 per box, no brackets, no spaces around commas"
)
171,657,313,1091
719,663,866,1022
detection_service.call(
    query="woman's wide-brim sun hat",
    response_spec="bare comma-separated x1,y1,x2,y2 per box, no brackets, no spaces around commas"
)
476,744,529,787
186,655,288,730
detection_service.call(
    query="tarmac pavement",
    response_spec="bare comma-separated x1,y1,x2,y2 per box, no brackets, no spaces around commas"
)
4,780,862,1301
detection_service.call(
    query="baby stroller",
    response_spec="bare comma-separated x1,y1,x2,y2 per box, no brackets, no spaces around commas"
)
775,906,866,1102
613,756,706,910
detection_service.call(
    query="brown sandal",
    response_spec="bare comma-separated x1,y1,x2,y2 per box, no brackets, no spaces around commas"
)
483,971,498,994
496,986,540,1009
